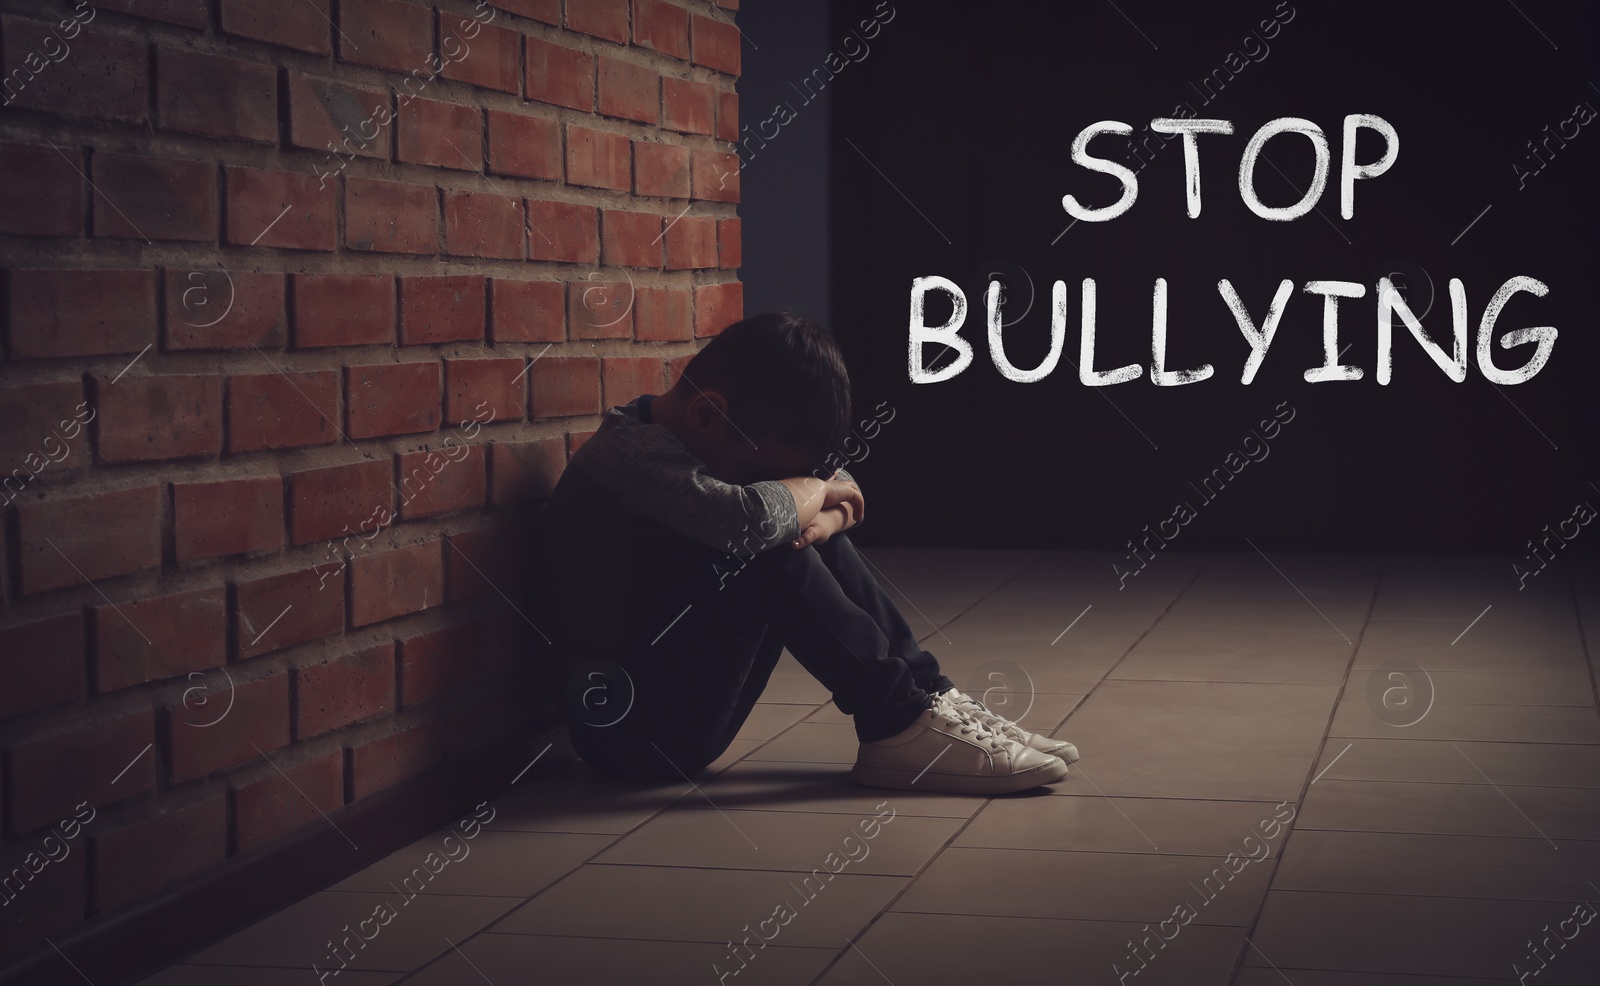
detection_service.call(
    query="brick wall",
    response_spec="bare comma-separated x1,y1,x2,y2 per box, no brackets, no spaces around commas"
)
0,0,741,959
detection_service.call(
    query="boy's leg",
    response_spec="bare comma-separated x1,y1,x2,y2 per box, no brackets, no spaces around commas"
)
564,604,785,783
735,539,939,743
806,534,955,698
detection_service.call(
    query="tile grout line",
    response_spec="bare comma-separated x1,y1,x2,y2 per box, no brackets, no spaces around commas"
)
1224,553,1388,984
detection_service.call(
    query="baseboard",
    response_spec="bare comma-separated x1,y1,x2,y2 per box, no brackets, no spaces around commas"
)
0,724,572,986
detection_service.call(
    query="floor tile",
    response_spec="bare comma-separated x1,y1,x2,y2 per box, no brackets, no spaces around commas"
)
1273,829,1600,901
184,891,516,971
490,863,906,946
691,760,983,817
1247,890,1600,980
1328,697,1600,744
956,795,1296,857
813,911,1245,986
593,806,961,876
135,968,401,986
489,766,690,835
1052,680,1339,800
326,830,611,898
1306,738,1600,788
892,846,1275,925
1295,778,1600,841
403,932,835,986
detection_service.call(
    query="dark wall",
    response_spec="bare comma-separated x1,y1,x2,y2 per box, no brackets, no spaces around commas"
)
827,0,1599,552
734,1,833,325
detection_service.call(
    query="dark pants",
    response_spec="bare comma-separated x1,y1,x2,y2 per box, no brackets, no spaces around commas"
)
565,533,953,783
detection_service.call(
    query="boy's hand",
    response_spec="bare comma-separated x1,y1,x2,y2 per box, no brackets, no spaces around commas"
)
792,505,854,549
822,477,864,525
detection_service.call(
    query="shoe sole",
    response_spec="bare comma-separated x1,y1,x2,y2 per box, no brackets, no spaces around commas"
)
852,756,1069,796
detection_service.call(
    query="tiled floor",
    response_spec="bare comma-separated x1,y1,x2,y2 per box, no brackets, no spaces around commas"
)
135,549,1600,985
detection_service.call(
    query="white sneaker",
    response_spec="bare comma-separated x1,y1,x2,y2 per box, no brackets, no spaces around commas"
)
852,698,1068,795
938,688,1080,764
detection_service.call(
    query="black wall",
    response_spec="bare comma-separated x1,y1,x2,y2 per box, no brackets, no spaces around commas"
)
822,0,1598,552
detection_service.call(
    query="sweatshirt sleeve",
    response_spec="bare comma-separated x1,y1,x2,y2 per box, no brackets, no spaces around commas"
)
571,409,801,554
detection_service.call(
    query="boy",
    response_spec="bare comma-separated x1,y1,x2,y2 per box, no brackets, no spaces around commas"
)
528,312,1077,794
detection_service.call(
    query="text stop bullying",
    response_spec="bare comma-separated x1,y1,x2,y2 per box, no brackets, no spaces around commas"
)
908,115,1558,387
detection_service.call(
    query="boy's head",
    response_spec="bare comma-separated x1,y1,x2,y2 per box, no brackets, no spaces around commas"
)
660,311,851,484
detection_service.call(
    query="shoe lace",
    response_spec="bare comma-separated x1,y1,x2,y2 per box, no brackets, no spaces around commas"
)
946,691,1026,742
931,691,1005,749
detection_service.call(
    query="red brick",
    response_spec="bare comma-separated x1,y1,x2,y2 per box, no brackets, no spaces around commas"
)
293,273,395,347
0,381,89,481
695,280,744,337
15,487,161,595
222,0,333,53
569,430,597,453
602,210,663,268
530,358,600,418
487,110,560,180
692,13,741,75
567,125,631,191
445,358,525,424
598,56,659,125
351,541,443,627
95,799,225,912
490,439,564,505
93,0,207,27
234,750,343,852
399,620,487,706
290,460,394,545
568,278,635,340
527,200,598,264
402,275,487,344
666,214,717,269
235,566,346,660
0,613,84,719
634,285,692,341
287,74,392,160
7,708,154,833
226,167,337,251
296,642,395,738
443,525,521,602
398,445,487,519
0,143,82,236
0,17,147,124
666,351,694,387
568,0,628,43
347,362,441,438
490,279,564,343
662,77,714,135
691,148,740,202
173,477,286,563
341,0,433,73
91,153,214,242
444,190,525,260
716,88,738,142
635,141,690,198
346,177,439,254
719,216,742,269
227,369,338,452
398,97,482,170
7,269,155,359
491,0,558,23
603,357,665,407
166,270,287,351
93,586,226,692
635,0,690,58
526,37,593,111
158,49,277,143
166,674,290,783
350,722,444,798
95,374,222,464
441,15,519,93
